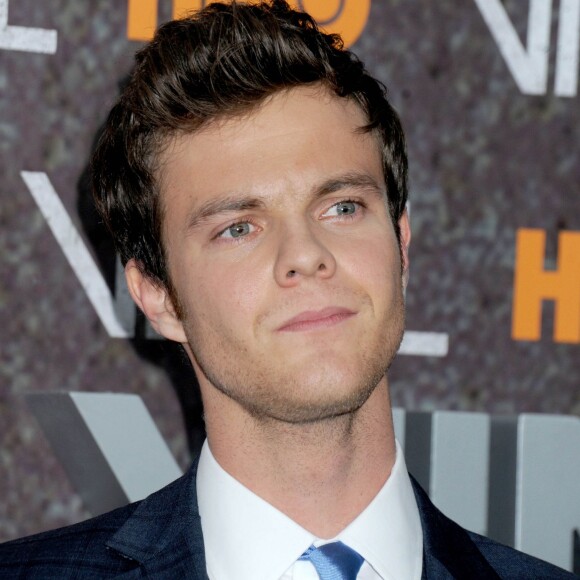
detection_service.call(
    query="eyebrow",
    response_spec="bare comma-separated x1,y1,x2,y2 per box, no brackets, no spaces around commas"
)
186,196,266,231
312,171,385,199
185,171,385,232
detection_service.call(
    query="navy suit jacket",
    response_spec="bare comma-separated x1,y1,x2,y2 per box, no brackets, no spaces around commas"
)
0,458,575,579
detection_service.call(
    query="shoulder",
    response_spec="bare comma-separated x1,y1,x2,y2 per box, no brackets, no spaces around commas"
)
0,502,141,579
467,531,578,579
0,464,201,579
410,476,576,578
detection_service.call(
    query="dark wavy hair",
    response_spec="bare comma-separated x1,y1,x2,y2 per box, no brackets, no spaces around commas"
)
91,0,407,293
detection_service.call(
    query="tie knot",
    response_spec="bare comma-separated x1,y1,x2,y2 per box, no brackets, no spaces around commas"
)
300,541,364,580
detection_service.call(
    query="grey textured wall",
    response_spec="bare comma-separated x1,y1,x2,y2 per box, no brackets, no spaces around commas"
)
1,0,579,541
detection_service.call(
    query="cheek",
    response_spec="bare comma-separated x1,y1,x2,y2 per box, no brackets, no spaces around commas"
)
341,233,401,293
184,257,267,328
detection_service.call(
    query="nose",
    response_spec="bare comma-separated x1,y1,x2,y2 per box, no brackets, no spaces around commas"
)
273,220,337,287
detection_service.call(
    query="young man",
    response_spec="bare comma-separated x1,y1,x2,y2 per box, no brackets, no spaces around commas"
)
0,1,574,578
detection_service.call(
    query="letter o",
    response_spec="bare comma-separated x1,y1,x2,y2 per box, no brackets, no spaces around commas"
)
291,0,371,47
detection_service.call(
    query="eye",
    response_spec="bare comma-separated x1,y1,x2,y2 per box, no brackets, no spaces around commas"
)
219,221,254,239
323,200,361,218
334,201,357,215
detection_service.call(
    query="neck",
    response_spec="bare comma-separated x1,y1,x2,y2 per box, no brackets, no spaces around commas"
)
201,377,396,538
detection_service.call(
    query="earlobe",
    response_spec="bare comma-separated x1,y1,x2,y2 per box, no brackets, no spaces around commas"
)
124,259,187,343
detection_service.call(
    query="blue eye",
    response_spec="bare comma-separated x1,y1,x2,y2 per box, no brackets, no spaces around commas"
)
321,200,362,220
221,222,252,238
335,201,357,215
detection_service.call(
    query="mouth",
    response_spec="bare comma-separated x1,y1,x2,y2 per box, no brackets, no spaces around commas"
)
277,307,356,333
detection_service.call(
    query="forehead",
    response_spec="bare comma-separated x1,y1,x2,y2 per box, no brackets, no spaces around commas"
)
158,86,382,219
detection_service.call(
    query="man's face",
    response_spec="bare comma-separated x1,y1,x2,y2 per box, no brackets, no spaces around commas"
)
157,86,410,424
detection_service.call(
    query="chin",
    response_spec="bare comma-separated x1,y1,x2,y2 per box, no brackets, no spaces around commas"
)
251,369,384,425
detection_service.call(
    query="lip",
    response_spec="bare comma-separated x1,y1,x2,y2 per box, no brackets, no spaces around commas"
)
277,307,356,332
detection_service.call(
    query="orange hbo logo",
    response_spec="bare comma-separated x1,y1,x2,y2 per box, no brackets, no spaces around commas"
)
127,0,371,47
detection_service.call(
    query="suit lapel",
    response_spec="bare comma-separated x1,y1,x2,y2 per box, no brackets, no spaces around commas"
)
102,456,503,578
106,458,208,579
411,478,501,580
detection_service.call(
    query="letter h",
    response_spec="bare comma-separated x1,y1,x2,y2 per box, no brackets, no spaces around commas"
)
512,229,580,342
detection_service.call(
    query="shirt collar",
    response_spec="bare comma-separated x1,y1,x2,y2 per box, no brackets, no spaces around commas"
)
338,440,423,579
196,439,422,580
197,441,313,580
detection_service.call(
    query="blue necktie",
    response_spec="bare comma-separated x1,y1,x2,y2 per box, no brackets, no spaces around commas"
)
299,541,364,580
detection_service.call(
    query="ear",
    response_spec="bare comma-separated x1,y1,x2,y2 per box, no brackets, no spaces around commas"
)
398,208,411,289
124,259,187,343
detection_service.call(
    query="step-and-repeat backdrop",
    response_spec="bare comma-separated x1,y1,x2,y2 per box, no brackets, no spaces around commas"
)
1,0,579,540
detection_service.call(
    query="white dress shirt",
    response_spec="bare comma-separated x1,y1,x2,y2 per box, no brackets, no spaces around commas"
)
196,439,423,580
